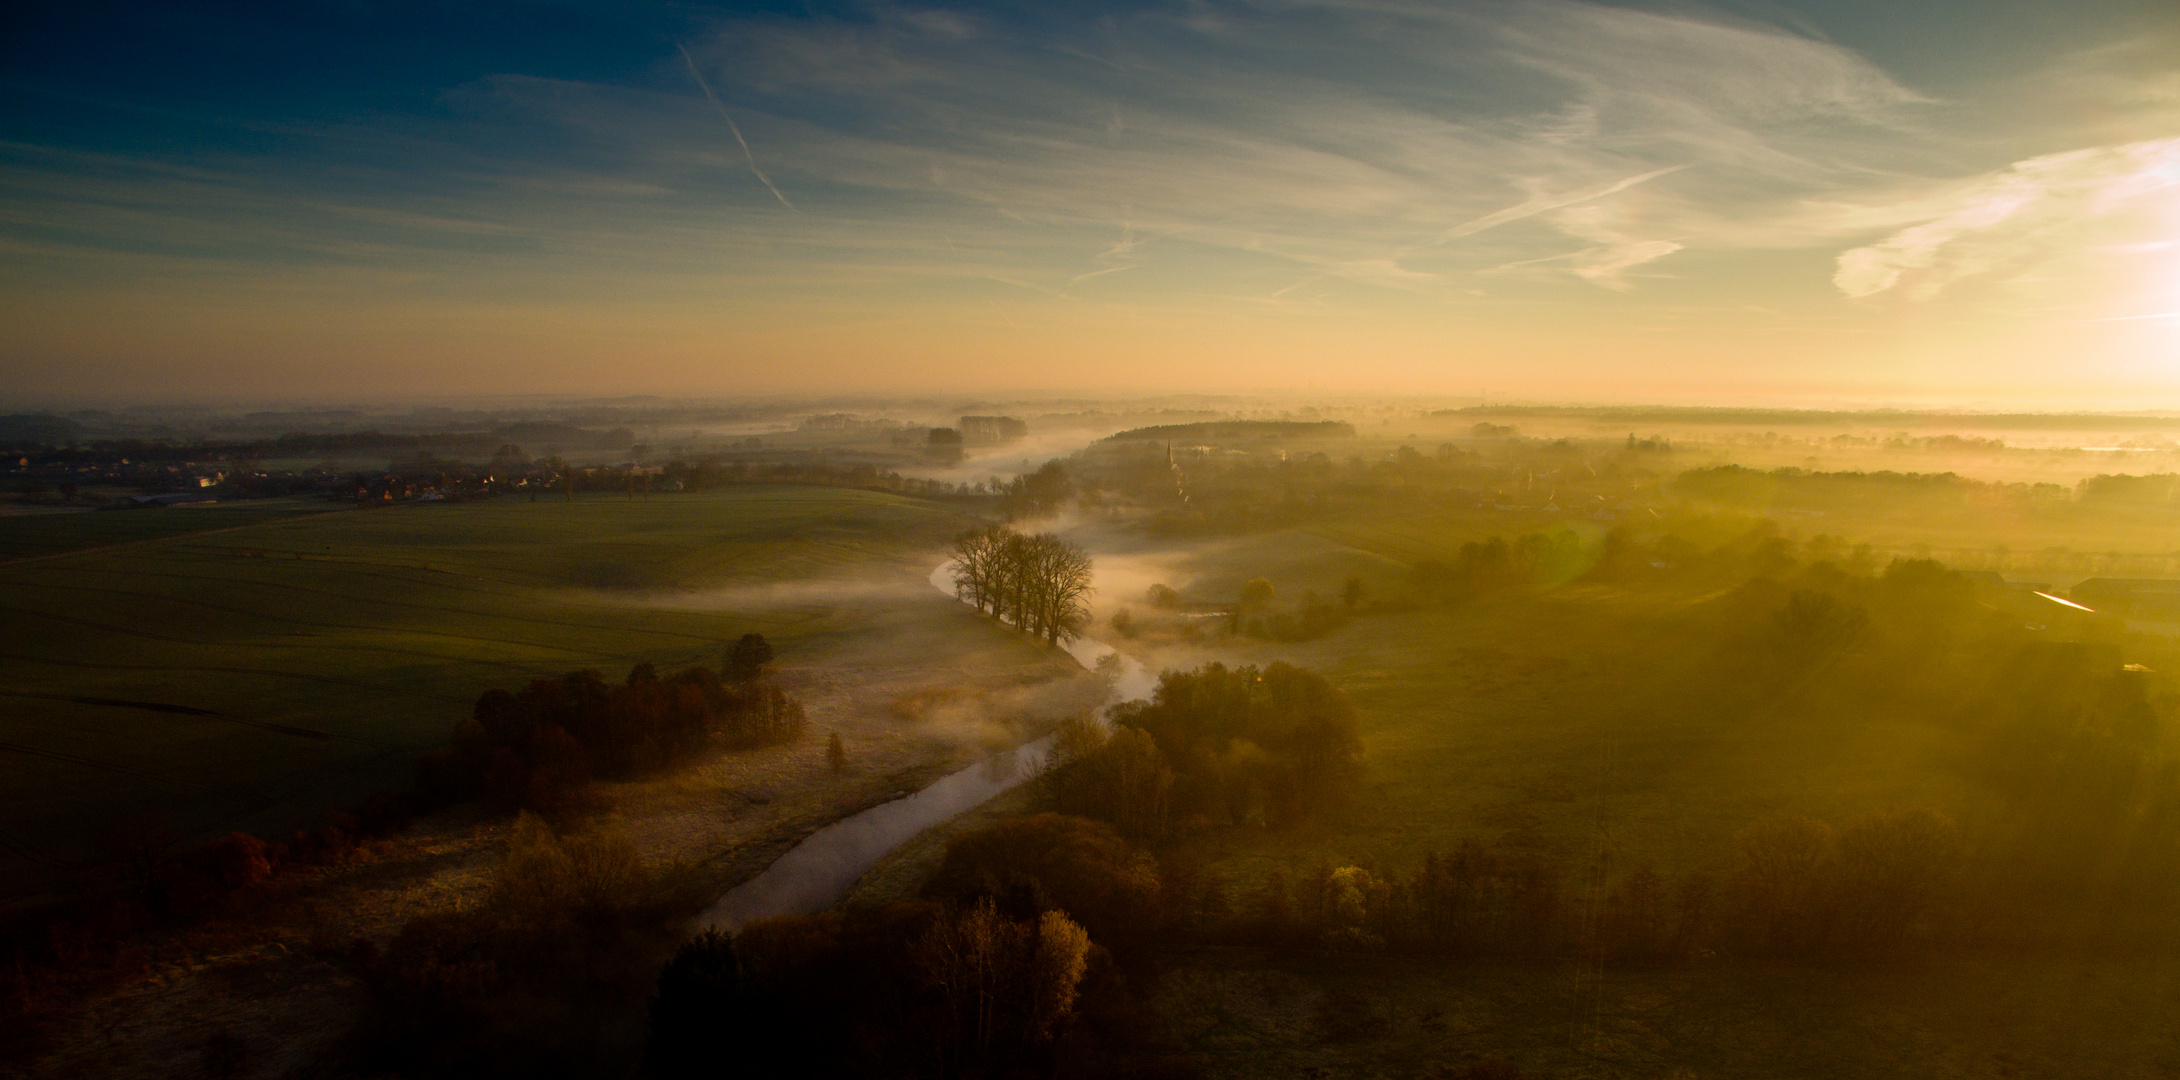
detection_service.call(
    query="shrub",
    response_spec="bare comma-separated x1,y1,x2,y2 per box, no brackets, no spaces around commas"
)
1107,662,1362,827
200,833,272,894
926,814,1162,960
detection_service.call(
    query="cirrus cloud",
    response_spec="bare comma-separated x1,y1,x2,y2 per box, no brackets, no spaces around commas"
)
1833,137,2180,300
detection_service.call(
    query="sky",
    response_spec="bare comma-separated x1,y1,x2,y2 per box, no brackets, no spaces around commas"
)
2,1,2177,407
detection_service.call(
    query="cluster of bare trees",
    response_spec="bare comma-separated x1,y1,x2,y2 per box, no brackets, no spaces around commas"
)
950,526,1094,645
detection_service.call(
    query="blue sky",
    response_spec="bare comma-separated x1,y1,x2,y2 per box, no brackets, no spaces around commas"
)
2,1,2176,403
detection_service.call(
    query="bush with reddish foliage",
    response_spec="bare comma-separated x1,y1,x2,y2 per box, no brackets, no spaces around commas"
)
201,833,271,894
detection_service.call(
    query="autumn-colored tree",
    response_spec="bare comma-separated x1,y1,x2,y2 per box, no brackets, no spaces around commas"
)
927,813,1162,958
1107,662,1362,827
915,899,1092,1075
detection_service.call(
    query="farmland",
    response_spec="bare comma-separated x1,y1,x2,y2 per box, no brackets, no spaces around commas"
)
0,500,335,563
0,486,995,903
983,499,2180,1077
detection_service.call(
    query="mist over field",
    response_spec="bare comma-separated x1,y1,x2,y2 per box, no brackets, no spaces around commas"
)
6,0,2180,1077
9,395,2180,1079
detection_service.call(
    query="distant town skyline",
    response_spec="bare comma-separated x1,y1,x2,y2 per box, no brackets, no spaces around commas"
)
3,1,2176,405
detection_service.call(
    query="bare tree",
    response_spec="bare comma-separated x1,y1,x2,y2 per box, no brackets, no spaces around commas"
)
1022,533,1094,645
998,530,1034,632
953,526,1093,644
950,525,1009,615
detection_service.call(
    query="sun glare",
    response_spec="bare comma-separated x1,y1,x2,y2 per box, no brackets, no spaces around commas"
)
9,5,2180,1075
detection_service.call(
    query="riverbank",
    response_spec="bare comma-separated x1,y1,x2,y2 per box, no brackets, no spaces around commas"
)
691,558,1154,929
10,557,1104,1078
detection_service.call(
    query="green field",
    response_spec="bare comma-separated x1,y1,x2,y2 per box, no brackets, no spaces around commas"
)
1038,512,2180,1076
0,486,977,902
1143,515,2176,882
0,499,337,562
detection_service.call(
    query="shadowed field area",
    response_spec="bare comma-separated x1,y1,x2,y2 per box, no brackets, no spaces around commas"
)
879,502,2180,1077
0,486,996,902
1153,949,2180,1079
0,500,336,562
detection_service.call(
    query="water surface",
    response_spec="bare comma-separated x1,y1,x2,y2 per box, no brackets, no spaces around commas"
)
696,560,1147,930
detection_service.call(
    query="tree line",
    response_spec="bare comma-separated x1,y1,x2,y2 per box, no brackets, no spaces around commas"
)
637,662,1363,1080
659,458,995,501
632,633,2180,1080
646,898,1096,1080
1193,807,1958,963
949,526,1095,645
644,813,1173,1080
0,634,807,1070
637,795,2121,1080
423,634,806,814
996,460,1072,520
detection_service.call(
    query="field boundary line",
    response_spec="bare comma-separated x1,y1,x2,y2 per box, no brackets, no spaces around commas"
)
0,600,602,672
0,690,402,747
0,738,229,794
0,649,470,705
0,506,354,568
29,562,778,643
10,579,608,660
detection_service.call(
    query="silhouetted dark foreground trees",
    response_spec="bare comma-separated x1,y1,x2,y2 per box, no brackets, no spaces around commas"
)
950,526,1094,645
1181,806,1964,963
631,664,1369,1079
1,635,803,1065
646,902,1096,1080
357,815,706,1078
645,814,1188,1080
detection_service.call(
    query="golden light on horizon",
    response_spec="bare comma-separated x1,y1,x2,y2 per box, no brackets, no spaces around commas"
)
1,2,2176,407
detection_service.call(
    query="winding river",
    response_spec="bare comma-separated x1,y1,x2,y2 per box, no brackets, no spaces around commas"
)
695,560,1149,931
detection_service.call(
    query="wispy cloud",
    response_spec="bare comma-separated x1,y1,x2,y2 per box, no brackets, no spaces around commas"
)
1431,166,1690,244
651,0,1949,296
1833,137,2180,300
2083,311,2180,322
1070,265,1135,284
6,0,2180,399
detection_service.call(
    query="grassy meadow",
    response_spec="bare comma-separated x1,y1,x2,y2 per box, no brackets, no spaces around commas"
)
1035,501,2180,1077
1122,508,2169,883
0,486,986,903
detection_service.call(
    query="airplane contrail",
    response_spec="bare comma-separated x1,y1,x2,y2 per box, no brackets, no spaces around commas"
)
677,42,796,212
1433,165,1688,244
1070,265,1136,284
